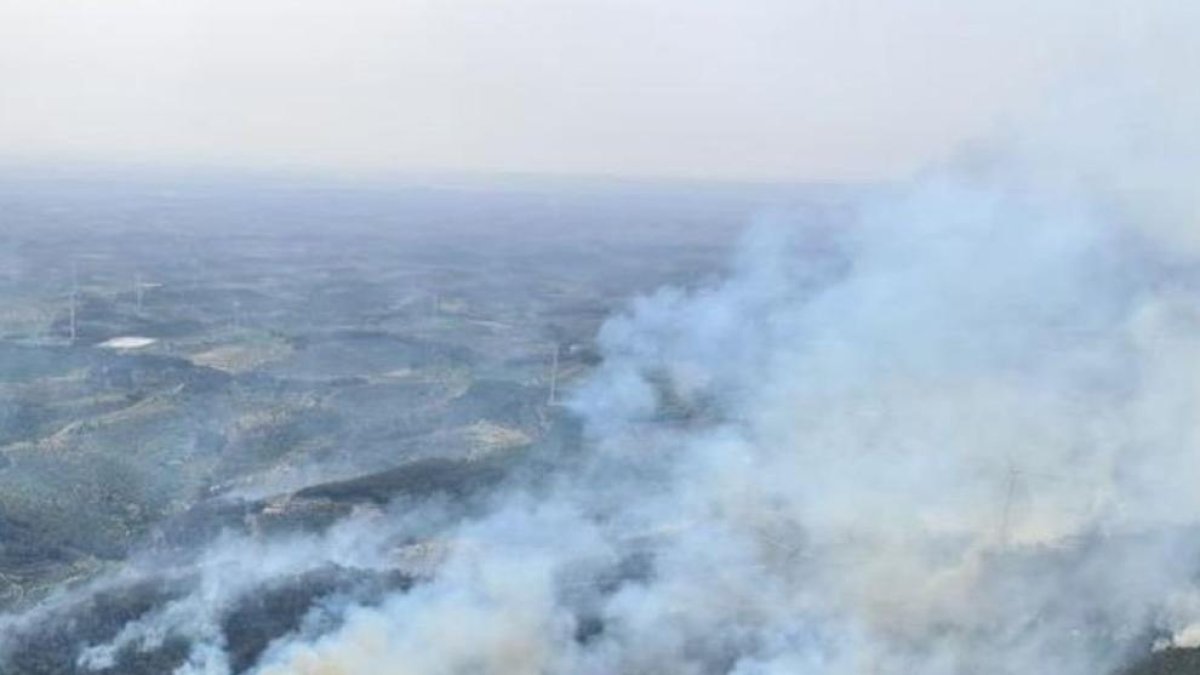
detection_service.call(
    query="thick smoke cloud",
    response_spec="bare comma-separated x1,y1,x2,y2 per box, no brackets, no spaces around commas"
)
9,75,1200,674
127,99,1198,673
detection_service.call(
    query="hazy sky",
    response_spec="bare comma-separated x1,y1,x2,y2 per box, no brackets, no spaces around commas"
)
0,0,1190,181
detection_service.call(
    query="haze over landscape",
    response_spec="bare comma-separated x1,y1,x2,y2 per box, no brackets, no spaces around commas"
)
2,0,1193,181
2,1,1200,675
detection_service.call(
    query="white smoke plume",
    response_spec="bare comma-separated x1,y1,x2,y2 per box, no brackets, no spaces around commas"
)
202,94,1200,673
12,52,1200,675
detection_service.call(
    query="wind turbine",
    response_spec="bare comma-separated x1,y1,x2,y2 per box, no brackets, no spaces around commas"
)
68,261,78,342
548,342,560,406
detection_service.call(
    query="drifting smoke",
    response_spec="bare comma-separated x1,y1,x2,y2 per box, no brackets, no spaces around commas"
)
9,77,1200,675
224,79,1200,673
239,194,1200,674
